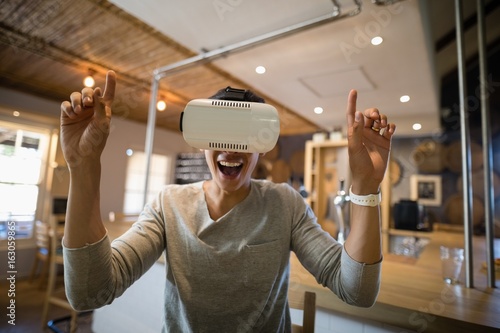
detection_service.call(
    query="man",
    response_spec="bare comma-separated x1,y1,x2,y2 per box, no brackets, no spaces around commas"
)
60,70,395,332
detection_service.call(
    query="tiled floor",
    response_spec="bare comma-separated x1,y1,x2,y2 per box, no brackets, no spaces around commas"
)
1,277,93,333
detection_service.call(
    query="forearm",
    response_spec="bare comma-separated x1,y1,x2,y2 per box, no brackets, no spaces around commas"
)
63,162,107,248
64,198,167,310
291,209,380,307
344,204,381,264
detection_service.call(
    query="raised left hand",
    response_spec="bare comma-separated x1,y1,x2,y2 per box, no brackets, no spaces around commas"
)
345,89,396,194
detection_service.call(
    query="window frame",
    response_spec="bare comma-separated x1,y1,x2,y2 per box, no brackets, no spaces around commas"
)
122,149,174,214
0,109,59,250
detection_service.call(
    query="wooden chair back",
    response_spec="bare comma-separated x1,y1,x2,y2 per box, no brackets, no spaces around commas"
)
34,220,51,250
289,291,316,333
29,220,51,287
41,214,78,332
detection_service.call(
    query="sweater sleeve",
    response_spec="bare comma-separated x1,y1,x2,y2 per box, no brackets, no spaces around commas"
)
63,234,114,311
63,195,166,311
290,194,381,307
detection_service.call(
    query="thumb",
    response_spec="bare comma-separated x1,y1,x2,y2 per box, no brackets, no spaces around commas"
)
349,111,364,147
93,87,107,119
102,70,116,105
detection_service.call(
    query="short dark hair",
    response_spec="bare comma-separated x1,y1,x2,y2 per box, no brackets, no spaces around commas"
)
209,86,265,103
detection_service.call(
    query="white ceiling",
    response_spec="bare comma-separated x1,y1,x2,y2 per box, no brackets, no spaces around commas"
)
107,0,442,136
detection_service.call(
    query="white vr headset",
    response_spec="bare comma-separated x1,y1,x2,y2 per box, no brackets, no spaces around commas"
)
180,95,280,153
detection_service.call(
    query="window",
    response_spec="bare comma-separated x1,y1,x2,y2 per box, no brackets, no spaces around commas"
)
0,124,49,240
123,151,172,214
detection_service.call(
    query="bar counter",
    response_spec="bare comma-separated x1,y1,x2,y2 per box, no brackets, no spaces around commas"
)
289,229,500,333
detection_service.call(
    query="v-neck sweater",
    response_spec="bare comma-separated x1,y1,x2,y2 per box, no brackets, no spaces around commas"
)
63,179,381,332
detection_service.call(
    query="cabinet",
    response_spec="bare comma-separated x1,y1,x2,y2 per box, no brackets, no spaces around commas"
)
303,139,349,235
303,139,391,237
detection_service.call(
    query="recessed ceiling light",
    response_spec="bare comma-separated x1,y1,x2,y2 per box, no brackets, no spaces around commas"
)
255,66,266,74
314,107,323,114
13,111,20,117
371,36,383,46
400,95,410,103
413,123,422,131
126,148,134,156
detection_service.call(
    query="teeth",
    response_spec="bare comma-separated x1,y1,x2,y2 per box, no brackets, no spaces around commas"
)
219,161,242,167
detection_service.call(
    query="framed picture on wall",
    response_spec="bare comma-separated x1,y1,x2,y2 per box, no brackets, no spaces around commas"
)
410,174,442,206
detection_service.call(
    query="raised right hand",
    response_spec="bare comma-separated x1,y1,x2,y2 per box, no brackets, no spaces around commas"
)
60,70,116,168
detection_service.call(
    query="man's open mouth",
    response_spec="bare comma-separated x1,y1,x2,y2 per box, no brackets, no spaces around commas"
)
218,161,243,176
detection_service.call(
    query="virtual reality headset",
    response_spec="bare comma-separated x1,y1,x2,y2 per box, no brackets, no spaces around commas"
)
180,95,280,154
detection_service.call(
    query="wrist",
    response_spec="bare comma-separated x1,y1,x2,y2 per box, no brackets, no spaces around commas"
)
350,181,380,195
68,161,102,186
67,158,101,173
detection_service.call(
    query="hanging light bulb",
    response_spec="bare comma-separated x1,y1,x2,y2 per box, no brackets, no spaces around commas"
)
156,98,167,111
83,69,95,88
83,75,95,87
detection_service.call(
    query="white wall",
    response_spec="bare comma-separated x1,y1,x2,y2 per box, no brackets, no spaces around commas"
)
98,115,193,217
92,262,165,333
0,87,61,119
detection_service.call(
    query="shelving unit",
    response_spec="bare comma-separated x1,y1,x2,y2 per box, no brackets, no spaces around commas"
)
303,139,391,238
303,139,349,235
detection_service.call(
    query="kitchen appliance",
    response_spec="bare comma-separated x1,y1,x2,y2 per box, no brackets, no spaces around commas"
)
393,199,431,231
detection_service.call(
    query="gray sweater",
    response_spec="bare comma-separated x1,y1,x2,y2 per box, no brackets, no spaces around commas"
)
63,180,381,332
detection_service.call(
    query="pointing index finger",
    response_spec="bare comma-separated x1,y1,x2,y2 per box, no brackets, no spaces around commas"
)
346,89,357,127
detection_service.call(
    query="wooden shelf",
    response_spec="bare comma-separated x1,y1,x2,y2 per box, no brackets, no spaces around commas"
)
303,139,391,238
385,228,434,238
303,139,349,233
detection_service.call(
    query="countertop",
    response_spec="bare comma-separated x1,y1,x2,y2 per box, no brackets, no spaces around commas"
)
289,230,500,333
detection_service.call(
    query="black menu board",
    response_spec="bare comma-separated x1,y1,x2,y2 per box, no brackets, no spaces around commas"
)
174,152,211,184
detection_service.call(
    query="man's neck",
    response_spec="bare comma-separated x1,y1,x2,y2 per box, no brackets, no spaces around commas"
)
202,180,251,221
